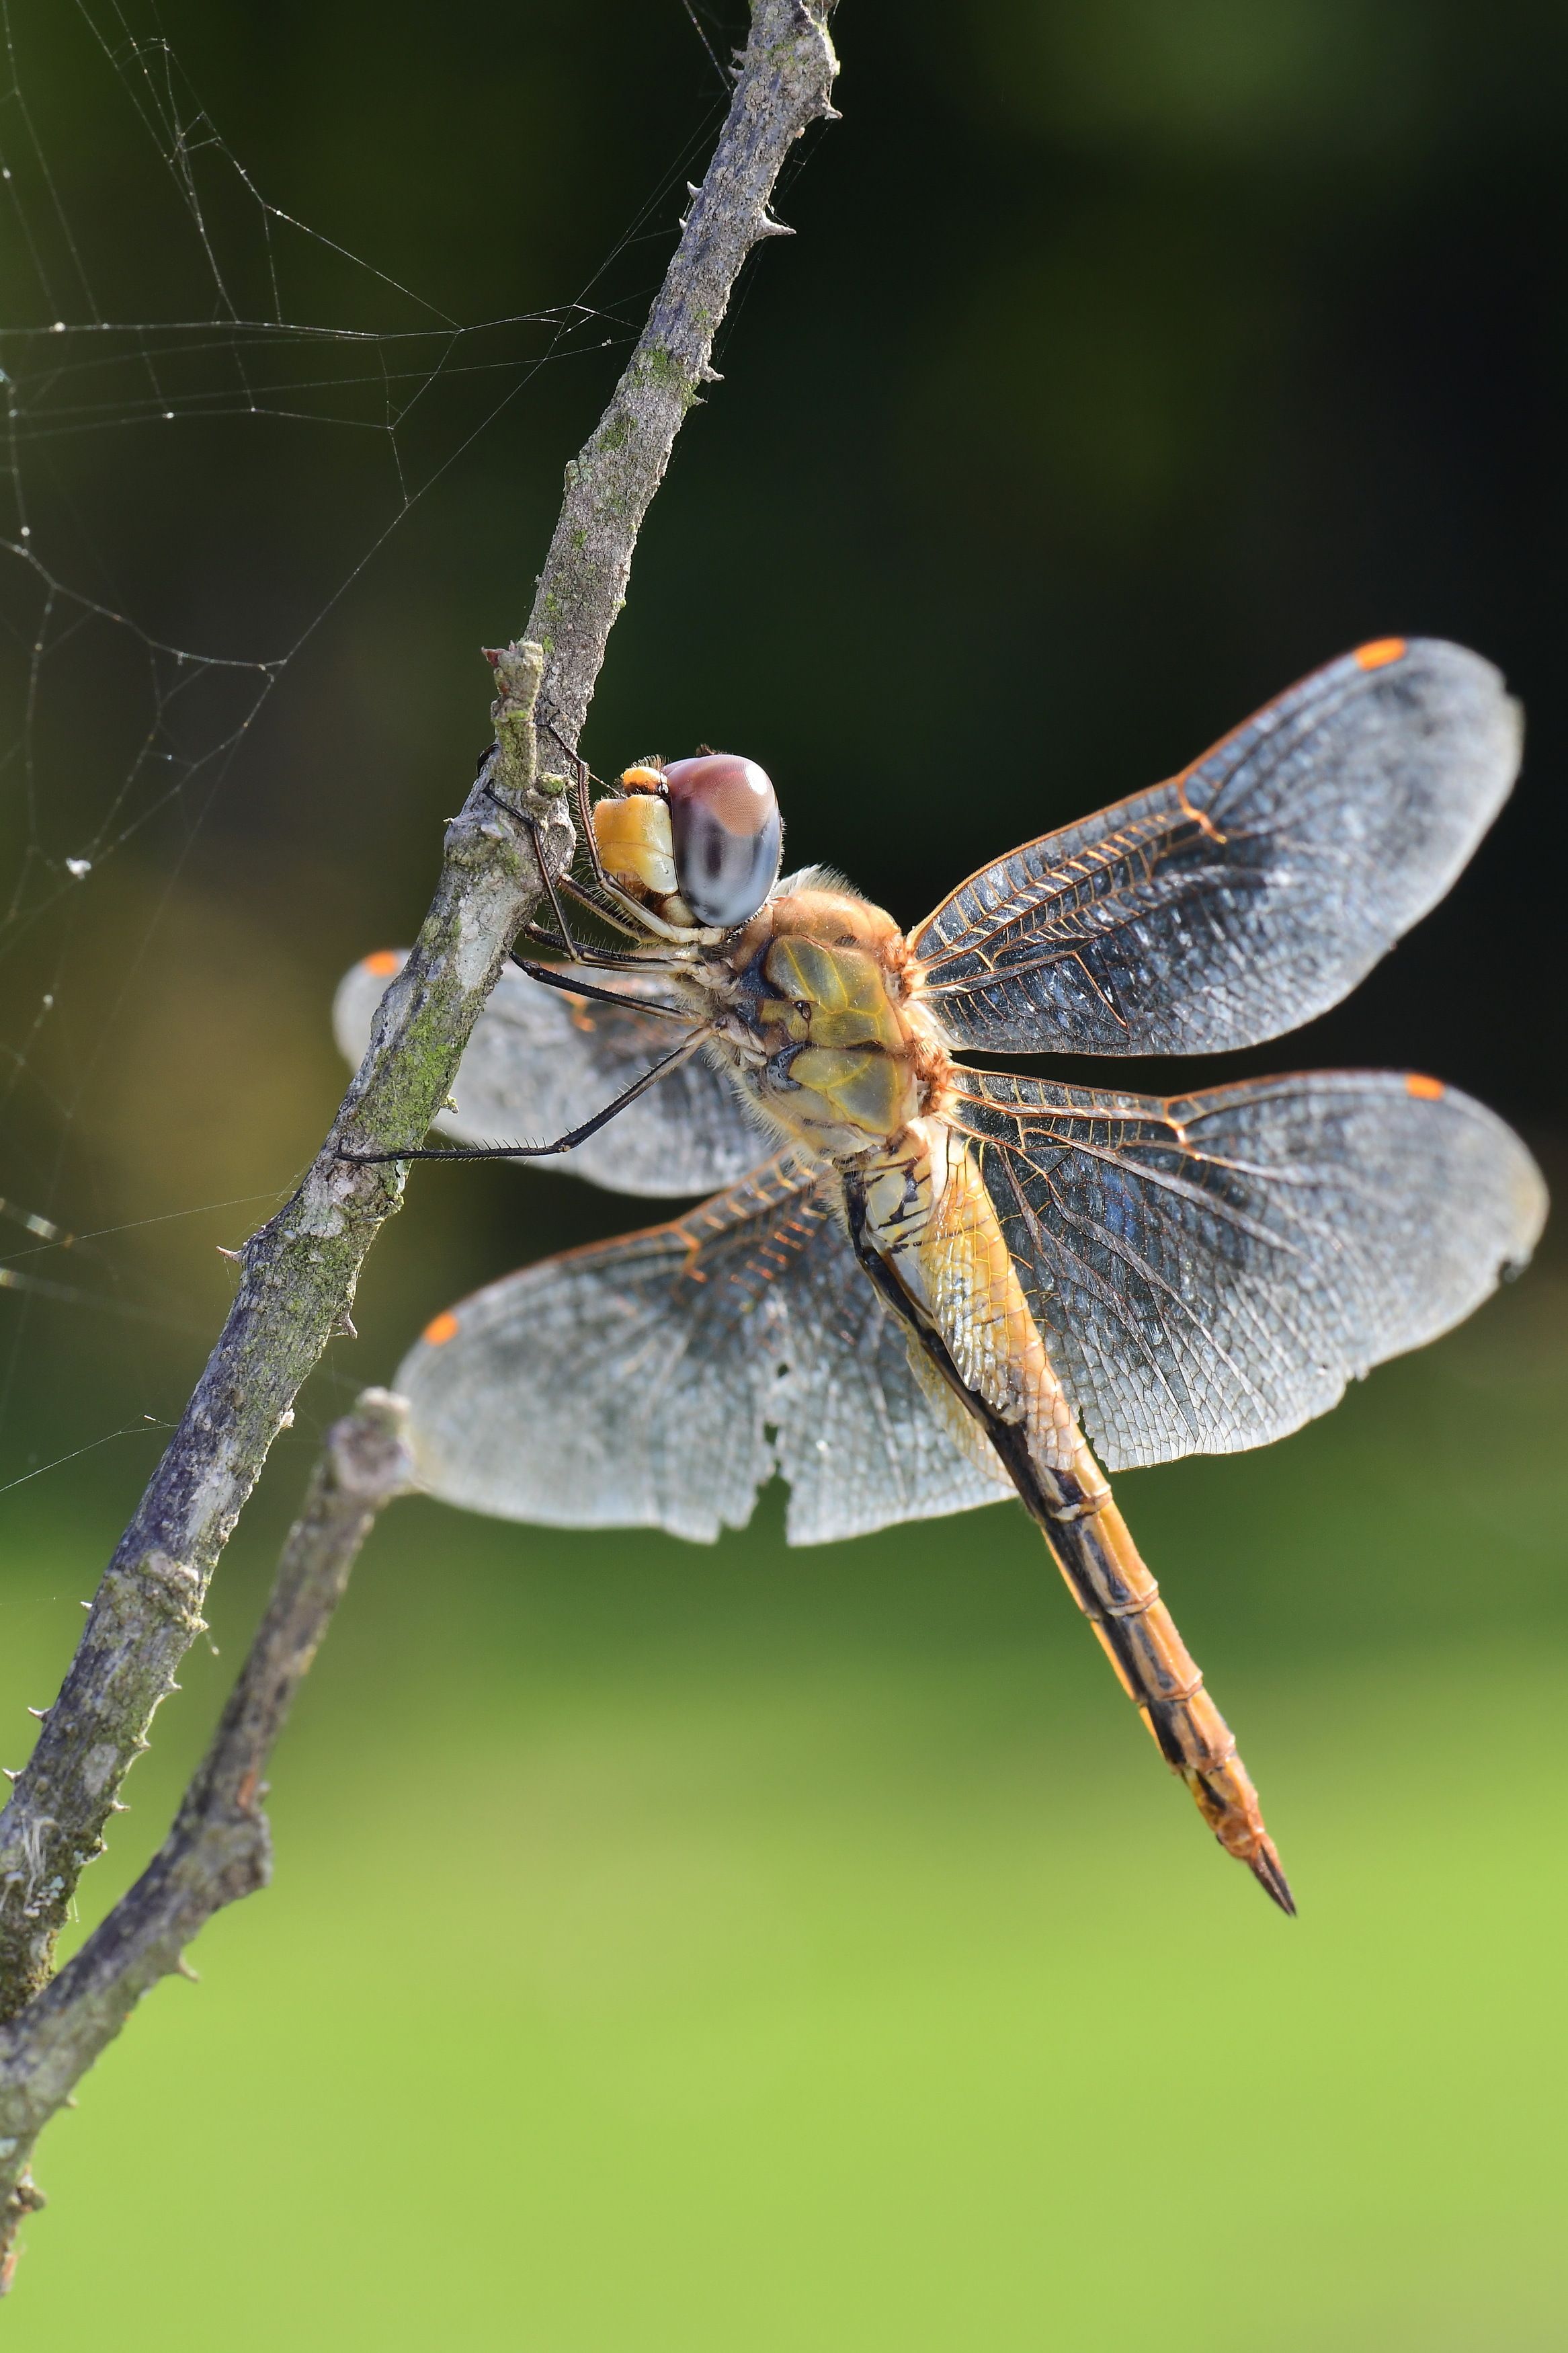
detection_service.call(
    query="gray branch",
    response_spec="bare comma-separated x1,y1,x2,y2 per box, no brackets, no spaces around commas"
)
0,0,839,2016
0,1392,414,2286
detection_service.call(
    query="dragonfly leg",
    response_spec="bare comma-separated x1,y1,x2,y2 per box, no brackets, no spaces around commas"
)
339,1029,710,1165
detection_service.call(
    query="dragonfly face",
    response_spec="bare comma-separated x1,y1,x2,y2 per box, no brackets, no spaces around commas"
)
336,639,1550,1913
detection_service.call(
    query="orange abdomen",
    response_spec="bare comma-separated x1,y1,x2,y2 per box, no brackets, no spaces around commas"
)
907,1139,1294,1911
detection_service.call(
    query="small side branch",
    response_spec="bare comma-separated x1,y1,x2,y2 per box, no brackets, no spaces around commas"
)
0,0,840,2018
0,1392,413,2288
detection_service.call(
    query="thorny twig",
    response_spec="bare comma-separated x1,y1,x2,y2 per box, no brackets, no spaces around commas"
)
0,1392,414,2284
0,0,839,2283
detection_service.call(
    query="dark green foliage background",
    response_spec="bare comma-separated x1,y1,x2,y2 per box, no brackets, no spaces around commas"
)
0,3,1563,2342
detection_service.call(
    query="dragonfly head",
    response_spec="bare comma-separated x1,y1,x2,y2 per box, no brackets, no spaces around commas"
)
591,753,783,938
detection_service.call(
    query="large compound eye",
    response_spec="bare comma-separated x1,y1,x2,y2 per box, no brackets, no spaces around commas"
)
663,754,782,928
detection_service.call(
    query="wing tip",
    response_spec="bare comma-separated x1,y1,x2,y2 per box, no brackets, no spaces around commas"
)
1384,635,1523,775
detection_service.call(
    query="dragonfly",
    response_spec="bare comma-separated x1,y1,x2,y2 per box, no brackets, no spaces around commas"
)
336,637,1549,1911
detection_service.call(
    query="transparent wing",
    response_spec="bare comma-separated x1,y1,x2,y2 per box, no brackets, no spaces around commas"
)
333,950,772,1197
948,1068,1548,1470
395,1149,1013,1545
911,639,1521,1054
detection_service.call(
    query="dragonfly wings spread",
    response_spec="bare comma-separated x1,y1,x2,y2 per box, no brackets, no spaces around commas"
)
949,1068,1547,1470
395,1149,1012,1544
333,951,772,1197
911,639,1520,1054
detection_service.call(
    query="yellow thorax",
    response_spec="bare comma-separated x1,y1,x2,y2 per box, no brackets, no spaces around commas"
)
757,934,915,1142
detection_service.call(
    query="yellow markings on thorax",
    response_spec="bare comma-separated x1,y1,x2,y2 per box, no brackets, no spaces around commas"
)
763,935,907,1049
758,932,921,1145
787,1048,913,1138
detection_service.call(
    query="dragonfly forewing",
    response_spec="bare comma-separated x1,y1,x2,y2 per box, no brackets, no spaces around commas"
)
910,639,1520,1055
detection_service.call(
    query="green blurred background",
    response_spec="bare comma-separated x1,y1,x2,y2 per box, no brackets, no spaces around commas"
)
0,1,1565,2343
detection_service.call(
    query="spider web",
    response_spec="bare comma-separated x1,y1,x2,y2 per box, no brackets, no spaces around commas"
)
0,0,735,1496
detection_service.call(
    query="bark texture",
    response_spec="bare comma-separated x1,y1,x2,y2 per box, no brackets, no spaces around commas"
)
0,1392,415,2286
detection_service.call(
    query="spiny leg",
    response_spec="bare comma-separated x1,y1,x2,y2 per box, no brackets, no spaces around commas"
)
338,1028,710,1166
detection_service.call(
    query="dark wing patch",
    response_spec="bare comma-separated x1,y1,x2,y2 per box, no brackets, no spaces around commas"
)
911,639,1520,1054
333,951,770,1197
395,1150,1012,1544
948,1069,1548,1469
